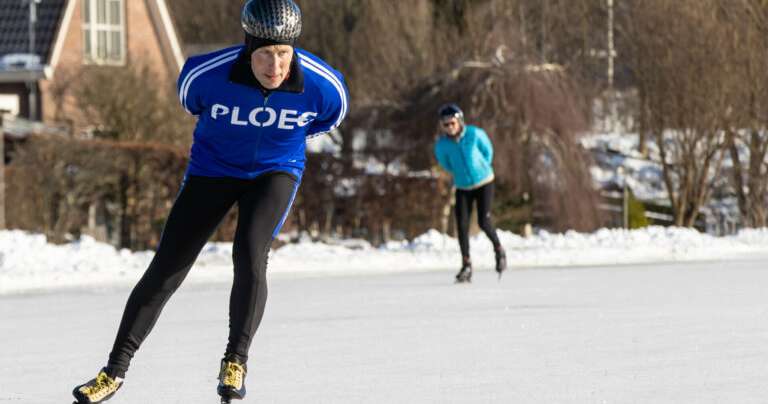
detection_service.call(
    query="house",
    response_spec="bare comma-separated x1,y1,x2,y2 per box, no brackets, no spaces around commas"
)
0,0,184,126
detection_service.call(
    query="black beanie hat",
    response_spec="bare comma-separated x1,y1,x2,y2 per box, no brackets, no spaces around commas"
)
245,33,294,54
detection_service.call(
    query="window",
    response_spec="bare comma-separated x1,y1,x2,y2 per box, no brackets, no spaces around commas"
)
0,94,20,116
82,0,125,64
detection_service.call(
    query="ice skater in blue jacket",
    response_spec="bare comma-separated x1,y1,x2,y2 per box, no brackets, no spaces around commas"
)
434,104,506,283
72,1,349,403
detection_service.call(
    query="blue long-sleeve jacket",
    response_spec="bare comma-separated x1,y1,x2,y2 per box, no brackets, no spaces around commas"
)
177,45,349,181
434,125,495,189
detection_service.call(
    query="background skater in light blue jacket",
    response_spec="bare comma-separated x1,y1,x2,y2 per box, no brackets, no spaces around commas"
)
433,104,507,283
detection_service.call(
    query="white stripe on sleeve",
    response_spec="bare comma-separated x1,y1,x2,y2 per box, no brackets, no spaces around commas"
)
298,54,348,130
178,49,241,111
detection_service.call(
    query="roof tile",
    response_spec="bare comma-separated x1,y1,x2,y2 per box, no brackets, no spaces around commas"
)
0,0,67,62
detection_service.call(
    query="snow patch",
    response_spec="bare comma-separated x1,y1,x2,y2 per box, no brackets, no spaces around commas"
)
3,226,768,295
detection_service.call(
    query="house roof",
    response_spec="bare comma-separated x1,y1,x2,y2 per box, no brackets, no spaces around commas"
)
0,0,67,62
0,0,184,76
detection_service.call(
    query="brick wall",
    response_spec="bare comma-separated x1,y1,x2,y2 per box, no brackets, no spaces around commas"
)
39,0,178,132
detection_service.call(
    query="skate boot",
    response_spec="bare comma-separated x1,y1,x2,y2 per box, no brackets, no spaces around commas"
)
495,247,507,278
217,356,247,403
455,258,472,283
72,368,123,404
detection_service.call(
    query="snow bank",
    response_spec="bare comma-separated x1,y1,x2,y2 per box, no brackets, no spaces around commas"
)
2,226,768,294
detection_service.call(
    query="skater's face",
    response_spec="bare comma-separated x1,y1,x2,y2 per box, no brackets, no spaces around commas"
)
441,117,462,136
250,45,294,89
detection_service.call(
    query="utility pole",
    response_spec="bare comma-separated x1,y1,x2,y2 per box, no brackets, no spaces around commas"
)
607,0,615,88
24,0,42,121
606,0,619,133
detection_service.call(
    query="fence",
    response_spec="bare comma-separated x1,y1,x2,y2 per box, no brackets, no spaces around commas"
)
597,187,724,234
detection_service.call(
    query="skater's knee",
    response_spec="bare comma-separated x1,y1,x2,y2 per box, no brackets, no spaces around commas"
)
478,217,495,233
132,275,183,302
233,265,268,287
478,222,492,233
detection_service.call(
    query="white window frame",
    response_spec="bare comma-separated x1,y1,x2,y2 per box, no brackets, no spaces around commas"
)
82,0,126,65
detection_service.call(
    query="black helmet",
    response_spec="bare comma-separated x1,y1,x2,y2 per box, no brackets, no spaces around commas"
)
241,0,302,46
438,103,464,122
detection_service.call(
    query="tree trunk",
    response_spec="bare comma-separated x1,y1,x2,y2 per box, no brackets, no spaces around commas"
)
727,130,751,226
118,173,132,249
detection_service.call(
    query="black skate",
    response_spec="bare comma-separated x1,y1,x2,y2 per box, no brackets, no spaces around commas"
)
217,356,247,403
495,248,507,279
72,368,123,404
455,261,472,284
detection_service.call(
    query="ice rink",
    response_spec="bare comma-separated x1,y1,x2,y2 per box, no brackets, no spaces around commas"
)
2,259,767,403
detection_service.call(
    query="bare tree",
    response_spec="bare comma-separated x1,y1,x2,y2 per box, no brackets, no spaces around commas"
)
622,0,745,226
724,0,768,227
166,1,242,46
389,13,601,232
49,64,195,146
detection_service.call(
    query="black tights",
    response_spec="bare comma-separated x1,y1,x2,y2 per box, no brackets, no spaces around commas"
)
106,173,298,377
455,182,501,261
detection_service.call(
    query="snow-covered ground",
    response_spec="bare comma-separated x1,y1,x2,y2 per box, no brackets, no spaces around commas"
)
3,227,768,295
2,259,767,403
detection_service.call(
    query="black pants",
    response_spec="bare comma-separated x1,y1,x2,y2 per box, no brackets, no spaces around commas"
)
455,182,501,260
106,173,298,377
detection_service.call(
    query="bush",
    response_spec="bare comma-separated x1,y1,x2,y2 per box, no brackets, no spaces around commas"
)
6,136,451,249
6,135,195,249
628,191,649,229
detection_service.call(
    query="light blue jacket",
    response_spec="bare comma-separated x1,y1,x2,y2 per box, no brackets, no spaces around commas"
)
434,125,495,189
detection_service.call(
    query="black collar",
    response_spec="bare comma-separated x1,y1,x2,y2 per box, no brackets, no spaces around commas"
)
229,48,304,95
